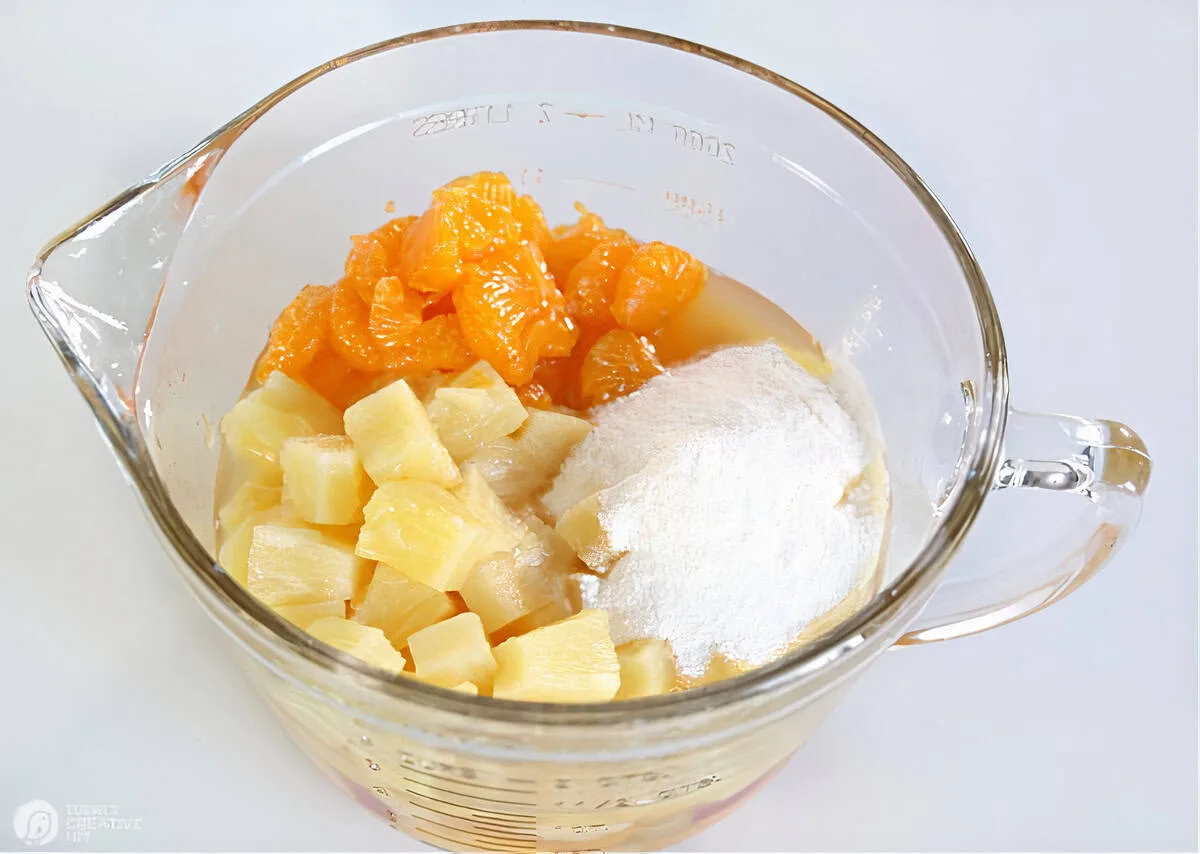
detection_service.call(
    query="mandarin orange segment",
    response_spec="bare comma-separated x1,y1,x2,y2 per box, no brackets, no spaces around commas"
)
512,193,552,253
400,187,521,294
330,280,387,372
578,329,664,407
543,203,624,284
384,313,476,375
443,171,517,208
611,241,707,334
454,242,579,386
368,275,423,348
564,236,635,329
515,382,556,410
345,215,417,302
254,284,333,383
301,347,377,410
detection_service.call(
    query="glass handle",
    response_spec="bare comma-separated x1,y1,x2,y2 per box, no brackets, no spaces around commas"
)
897,408,1151,644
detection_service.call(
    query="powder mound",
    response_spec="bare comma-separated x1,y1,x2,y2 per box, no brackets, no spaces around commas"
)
546,342,886,677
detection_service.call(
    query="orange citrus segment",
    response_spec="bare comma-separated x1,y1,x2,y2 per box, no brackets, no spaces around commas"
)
443,171,517,208
345,215,417,302
254,284,333,383
515,382,556,410
611,241,707,334
301,347,377,410
383,313,476,375
368,275,423,348
543,203,625,284
578,329,664,406
400,187,521,295
454,242,579,386
329,280,387,372
512,194,552,253
564,236,635,329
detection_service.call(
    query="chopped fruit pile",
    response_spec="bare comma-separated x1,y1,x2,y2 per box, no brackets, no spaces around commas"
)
216,171,727,702
252,171,703,413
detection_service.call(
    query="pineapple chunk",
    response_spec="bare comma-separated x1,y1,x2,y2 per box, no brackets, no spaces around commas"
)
492,609,619,702
555,493,623,573
467,409,592,501
490,592,579,644
427,386,527,462
306,616,407,673
453,464,527,555
256,371,345,430
247,523,372,606
280,435,372,525
614,639,677,699
220,372,342,483
356,480,491,591
217,481,281,534
343,379,460,488
408,612,498,689
460,525,575,634
353,563,458,647
216,503,305,584
450,682,479,695
449,360,509,393
274,599,346,629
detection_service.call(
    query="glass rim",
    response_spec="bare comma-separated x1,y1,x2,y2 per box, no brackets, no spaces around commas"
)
29,20,1009,728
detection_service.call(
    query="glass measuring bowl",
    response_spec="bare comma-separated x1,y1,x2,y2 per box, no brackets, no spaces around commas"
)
28,21,1151,851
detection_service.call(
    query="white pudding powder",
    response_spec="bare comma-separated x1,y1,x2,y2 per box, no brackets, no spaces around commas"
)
543,342,886,677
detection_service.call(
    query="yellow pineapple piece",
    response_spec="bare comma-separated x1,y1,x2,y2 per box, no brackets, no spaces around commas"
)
356,480,491,591
555,493,623,574
490,592,580,644
460,520,577,634
407,612,498,689
220,372,343,484
273,599,346,629
352,563,458,647
246,523,372,606
453,464,527,555
492,609,619,702
467,408,592,501
427,386,527,462
216,503,306,585
306,616,407,673
217,481,281,534
448,360,509,393
280,435,372,525
450,682,478,695
614,639,677,700
343,379,460,488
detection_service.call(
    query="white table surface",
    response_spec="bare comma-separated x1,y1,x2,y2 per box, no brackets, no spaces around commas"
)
1,1,1195,851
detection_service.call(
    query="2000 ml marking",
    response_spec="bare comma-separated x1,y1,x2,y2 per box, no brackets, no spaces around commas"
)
411,102,737,166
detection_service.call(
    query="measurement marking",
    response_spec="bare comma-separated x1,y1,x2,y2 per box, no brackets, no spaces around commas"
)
472,812,536,826
560,176,638,192
565,111,605,119
404,790,537,822
416,815,536,847
467,817,536,836
404,770,534,794
506,777,537,785
415,825,529,854
406,779,536,807
412,825,530,854
407,800,536,837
